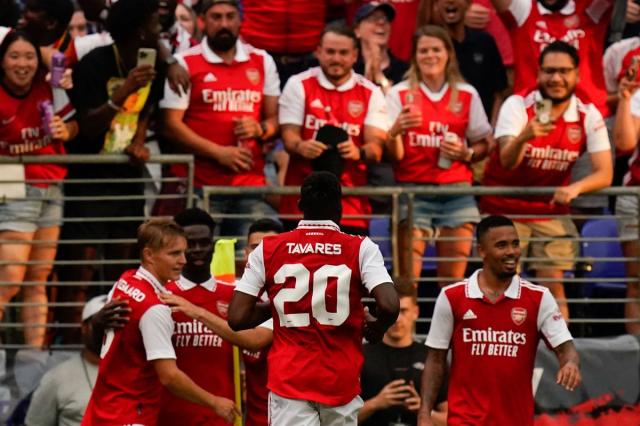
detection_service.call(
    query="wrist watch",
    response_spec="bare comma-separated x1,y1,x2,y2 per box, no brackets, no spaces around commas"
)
165,56,178,66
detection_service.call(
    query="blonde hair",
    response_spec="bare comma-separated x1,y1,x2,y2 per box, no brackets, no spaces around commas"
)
406,25,466,111
137,218,185,256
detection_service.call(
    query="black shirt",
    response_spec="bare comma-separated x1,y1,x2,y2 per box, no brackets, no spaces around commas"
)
354,51,409,86
453,27,508,116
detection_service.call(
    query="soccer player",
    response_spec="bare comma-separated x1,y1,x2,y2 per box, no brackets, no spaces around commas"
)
417,215,581,426
82,219,239,425
228,171,399,425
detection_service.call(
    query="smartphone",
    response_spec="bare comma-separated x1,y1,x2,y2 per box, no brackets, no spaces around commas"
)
535,99,552,124
626,56,640,81
137,48,157,67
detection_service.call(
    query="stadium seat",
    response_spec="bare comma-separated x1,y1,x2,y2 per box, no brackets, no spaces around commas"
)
580,219,626,298
369,218,392,269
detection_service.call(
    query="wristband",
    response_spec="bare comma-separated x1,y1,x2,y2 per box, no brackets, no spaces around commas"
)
107,98,123,112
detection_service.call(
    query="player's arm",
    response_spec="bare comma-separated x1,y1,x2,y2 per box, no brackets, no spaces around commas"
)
552,340,581,391
417,348,448,426
364,283,400,343
228,243,271,330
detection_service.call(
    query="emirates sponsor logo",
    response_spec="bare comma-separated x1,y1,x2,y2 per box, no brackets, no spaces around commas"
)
567,126,583,144
246,68,261,85
201,88,261,112
174,319,224,347
511,307,527,325
348,100,364,117
524,144,580,171
304,114,362,137
533,29,585,51
464,327,527,358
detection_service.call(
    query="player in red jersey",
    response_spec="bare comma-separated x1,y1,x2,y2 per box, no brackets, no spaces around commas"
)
82,219,239,425
480,41,612,320
417,215,581,426
228,171,399,425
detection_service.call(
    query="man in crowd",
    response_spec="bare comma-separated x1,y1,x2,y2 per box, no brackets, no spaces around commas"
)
418,215,581,425
228,171,399,425
359,278,448,426
82,219,238,424
161,0,280,248
279,23,389,235
480,41,612,319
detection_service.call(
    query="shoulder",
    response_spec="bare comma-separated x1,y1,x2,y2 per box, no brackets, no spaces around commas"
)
177,43,203,61
78,44,113,65
353,72,380,92
441,279,468,299
606,36,640,57
389,80,410,95
455,82,481,97
39,355,79,385
244,43,273,61
291,67,321,85
519,278,548,299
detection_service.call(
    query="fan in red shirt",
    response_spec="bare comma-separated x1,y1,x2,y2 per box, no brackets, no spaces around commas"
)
228,171,399,426
417,215,581,426
82,219,239,425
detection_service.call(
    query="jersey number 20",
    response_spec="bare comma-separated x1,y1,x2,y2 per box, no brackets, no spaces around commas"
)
273,263,352,327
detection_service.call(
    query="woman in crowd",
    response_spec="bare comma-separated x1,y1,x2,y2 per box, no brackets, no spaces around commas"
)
385,25,491,286
0,30,77,346
175,2,201,41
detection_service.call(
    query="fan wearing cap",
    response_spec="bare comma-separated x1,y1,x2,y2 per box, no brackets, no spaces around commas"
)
25,295,108,426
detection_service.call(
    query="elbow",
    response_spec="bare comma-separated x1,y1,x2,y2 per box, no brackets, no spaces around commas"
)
157,368,180,388
499,155,517,171
227,312,248,332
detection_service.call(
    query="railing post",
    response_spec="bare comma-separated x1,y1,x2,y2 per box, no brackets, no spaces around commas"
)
391,192,400,279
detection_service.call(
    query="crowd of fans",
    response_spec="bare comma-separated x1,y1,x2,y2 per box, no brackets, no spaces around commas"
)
0,0,639,346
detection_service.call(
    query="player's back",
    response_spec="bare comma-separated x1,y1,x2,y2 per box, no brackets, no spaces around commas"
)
261,220,369,406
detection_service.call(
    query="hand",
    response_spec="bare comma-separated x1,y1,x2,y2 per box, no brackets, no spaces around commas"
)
373,379,414,409
556,360,581,391
125,143,151,163
211,396,241,424
363,306,385,343
159,293,204,319
551,183,581,205
337,139,360,161
439,134,467,161
619,75,640,100
403,381,421,413
46,68,74,89
118,64,156,99
521,118,555,141
49,115,70,141
628,0,640,24
465,3,491,29
217,145,253,172
295,139,328,159
91,298,131,330
167,62,190,95
391,105,422,137
233,116,263,140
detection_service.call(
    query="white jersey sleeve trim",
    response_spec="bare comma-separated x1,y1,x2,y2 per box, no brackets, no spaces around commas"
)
494,95,527,139
235,242,266,297
538,288,573,348
278,75,306,126
508,0,532,27
461,84,492,142
425,290,454,349
385,83,405,123
364,85,390,131
584,104,611,153
258,318,274,330
261,52,281,97
359,237,392,292
139,304,176,361
159,55,191,110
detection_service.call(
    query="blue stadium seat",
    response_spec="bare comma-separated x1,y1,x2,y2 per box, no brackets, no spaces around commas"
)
580,219,626,298
369,218,392,269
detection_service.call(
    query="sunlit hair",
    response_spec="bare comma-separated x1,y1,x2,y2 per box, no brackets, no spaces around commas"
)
137,219,185,257
394,276,418,304
406,25,466,111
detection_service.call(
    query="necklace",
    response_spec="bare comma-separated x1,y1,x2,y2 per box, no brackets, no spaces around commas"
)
80,353,96,391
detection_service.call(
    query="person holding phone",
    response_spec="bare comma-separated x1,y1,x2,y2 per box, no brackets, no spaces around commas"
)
385,25,491,287
480,41,613,320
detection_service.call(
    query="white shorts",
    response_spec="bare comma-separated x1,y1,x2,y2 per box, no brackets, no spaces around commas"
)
268,392,363,426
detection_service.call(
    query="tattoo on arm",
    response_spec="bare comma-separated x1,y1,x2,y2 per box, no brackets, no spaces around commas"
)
421,348,448,414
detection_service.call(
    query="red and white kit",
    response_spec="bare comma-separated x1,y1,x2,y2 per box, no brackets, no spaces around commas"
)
502,0,611,115
82,267,175,426
160,40,280,187
481,91,609,218
427,270,573,426
235,220,392,406
278,68,388,229
386,81,491,184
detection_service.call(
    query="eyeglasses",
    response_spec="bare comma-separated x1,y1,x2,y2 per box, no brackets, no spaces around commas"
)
540,67,576,76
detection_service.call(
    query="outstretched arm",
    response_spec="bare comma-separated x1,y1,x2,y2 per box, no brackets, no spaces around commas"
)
553,340,581,391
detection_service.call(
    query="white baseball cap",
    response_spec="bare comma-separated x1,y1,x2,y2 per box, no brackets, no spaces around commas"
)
82,295,109,322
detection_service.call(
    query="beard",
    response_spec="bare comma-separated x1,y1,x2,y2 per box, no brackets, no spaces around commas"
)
538,0,569,12
539,85,574,105
497,269,517,280
207,29,237,52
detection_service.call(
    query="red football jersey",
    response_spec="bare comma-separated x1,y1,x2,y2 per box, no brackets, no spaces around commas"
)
481,91,609,218
242,320,272,426
278,68,389,229
235,220,393,406
426,270,572,426
158,277,235,426
160,40,280,187
502,0,611,116
0,77,74,186
82,268,176,426
387,0,420,61
386,81,491,184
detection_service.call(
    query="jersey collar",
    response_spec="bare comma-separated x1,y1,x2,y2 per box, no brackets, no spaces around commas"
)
297,220,341,231
466,269,521,300
532,91,579,122
177,275,217,292
135,266,170,294
201,39,249,64
537,0,575,16
317,68,356,92
419,82,449,102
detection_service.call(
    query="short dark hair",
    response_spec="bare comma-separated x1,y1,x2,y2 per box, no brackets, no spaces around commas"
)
538,41,580,68
28,0,74,30
320,22,359,49
173,208,216,235
247,218,283,238
476,215,515,244
0,30,43,80
299,172,342,222
394,276,417,304
106,0,159,43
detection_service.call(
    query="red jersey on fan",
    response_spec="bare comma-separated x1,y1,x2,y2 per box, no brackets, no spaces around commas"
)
158,277,235,426
82,267,176,426
160,40,280,187
0,77,74,186
501,0,611,116
603,37,640,94
426,270,573,425
242,318,272,426
235,220,393,406
386,81,491,184
278,68,389,230
480,91,610,218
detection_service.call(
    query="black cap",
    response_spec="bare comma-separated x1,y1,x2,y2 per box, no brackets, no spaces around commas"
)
354,1,396,24
200,0,240,14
